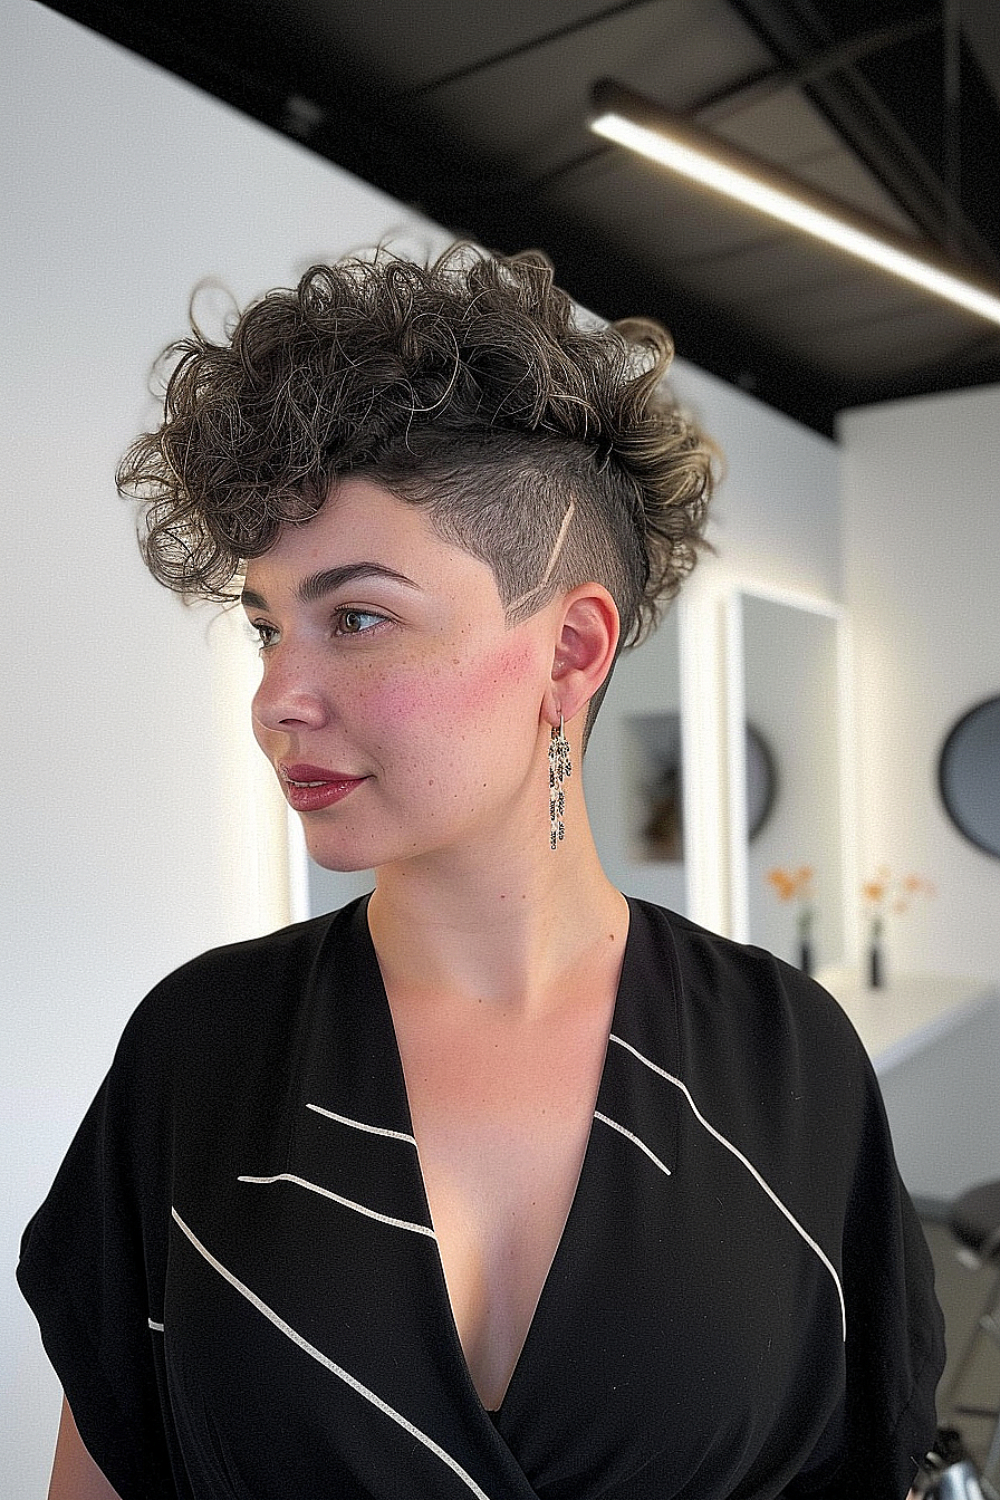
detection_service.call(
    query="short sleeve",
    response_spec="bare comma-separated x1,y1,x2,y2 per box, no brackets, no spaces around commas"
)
787,1045,945,1499
17,1014,177,1500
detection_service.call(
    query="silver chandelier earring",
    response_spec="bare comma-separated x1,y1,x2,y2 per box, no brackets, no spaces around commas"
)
548,714,572,850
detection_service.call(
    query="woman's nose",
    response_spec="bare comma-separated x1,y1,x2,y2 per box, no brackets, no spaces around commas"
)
251,649,331,734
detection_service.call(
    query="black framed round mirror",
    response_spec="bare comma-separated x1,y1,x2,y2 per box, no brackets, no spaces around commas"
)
746,724,777,841
938,695,1000,859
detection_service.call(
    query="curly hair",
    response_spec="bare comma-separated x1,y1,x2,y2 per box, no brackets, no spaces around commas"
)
119,245,715,662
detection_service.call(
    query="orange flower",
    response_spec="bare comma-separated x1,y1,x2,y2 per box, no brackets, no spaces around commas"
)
863,868,934,921
767,865,815,944
767,866,813,902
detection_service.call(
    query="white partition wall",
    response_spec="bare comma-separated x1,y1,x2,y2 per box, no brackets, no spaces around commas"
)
840,385,1000,979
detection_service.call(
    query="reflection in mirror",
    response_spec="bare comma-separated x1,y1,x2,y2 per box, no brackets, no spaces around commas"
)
746,725,777,840
586,608,687,914
728,591,846,967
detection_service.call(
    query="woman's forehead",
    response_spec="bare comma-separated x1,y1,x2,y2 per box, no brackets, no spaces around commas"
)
243,476,502,601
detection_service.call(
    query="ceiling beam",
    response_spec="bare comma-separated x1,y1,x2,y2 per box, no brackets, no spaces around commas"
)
727,0,1000,277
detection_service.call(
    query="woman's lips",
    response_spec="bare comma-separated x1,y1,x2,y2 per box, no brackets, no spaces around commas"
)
280,764,367,813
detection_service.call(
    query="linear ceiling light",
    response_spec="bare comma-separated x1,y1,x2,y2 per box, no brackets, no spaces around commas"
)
589,80,1000,327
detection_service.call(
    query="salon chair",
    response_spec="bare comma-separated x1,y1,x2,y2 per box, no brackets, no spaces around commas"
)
943,1181,1000,1500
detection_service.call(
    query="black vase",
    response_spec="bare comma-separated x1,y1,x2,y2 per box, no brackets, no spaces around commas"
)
868,941,884,988
798,938,813,977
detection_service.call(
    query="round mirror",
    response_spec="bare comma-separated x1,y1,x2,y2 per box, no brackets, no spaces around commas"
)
746,724,777,841
938,695,1000,859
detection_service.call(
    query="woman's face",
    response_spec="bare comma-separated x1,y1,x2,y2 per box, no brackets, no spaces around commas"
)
242,477,558,873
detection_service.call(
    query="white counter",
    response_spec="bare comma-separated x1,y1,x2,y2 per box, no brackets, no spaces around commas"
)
815,969,998,1073
815,969,1000,1202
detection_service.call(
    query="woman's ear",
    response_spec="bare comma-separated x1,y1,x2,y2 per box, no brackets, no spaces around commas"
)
545,584,620,728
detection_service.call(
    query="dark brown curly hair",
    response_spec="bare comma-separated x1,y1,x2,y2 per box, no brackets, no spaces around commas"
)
119,245,715,668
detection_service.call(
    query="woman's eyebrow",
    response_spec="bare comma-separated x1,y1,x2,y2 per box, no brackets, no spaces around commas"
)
240,562,422,612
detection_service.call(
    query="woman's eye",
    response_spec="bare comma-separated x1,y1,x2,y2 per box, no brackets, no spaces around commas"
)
248,620,279,650
335,609,384,636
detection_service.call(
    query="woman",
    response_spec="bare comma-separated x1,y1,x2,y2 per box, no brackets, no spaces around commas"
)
20,247,943,1499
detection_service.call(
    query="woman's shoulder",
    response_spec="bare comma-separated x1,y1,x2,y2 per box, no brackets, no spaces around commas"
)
623,900,887,1226
626,897,871,1076
118,899,367,1064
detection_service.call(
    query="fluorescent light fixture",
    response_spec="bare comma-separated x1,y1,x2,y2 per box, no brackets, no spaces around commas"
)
590,80,1000,327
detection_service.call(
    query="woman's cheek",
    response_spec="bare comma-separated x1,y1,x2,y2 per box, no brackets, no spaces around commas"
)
453,639,542,718
368,639,540,728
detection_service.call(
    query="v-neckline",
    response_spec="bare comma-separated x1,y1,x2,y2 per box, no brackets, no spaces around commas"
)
361,894,636,1422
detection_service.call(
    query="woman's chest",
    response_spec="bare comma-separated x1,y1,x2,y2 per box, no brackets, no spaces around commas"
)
154,933,848,1498
390,997,615,1410
161,1076,845,1500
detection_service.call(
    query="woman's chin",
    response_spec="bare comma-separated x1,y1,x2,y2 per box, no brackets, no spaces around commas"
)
307,848,376,874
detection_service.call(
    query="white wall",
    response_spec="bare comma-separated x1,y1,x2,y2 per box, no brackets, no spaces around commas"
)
671,362,842,604
840,385,1000,980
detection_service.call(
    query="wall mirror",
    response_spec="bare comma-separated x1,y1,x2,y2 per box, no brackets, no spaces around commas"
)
727,589,848,969
585,607,688,914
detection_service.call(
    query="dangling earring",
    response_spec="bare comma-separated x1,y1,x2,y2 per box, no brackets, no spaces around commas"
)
548,714,572,850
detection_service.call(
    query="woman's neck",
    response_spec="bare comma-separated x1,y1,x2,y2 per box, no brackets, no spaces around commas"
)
366,829,627,1017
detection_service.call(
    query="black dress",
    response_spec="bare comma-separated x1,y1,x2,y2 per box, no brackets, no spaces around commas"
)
18,897,944,1499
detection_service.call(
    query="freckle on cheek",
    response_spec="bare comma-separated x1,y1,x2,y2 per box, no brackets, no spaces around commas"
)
370,642,535,721
462,643,537,709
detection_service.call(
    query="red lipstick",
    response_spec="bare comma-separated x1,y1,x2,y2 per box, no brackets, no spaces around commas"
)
280,763,367,813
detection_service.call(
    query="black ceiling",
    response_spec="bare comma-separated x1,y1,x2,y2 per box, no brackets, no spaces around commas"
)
42,0,1000,434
